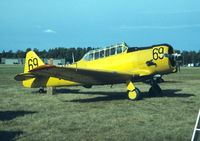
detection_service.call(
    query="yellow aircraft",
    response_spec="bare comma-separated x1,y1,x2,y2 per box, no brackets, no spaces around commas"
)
14,42,179,100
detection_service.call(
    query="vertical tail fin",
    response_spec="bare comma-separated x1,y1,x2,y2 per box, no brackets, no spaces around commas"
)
24,51,45,73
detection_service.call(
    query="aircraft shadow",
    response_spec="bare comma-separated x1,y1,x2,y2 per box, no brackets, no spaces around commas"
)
55,89,80,94
163,80,182,84
162,89,195,97
142,89,195,98
68,92,127,103
0,111,37,121
56,88,124,96
61,88,195,103
31,88,80,94
0,131,23,141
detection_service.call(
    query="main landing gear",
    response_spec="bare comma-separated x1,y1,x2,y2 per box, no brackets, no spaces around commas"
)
148,79,162,97
126,79,162,100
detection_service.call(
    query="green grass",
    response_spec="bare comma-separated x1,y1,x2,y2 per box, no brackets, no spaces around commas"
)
0,65,200,141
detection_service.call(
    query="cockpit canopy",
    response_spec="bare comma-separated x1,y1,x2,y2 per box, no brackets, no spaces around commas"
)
83,42,128,61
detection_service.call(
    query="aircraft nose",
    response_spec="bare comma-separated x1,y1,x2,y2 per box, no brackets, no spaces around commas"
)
165,46,181,67
165,47,182,69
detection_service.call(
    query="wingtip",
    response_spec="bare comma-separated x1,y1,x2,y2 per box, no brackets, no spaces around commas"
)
14,73,36,81
14,74,25,81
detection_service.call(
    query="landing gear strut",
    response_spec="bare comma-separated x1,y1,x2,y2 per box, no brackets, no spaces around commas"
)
126,80,142,100
148,79,162,97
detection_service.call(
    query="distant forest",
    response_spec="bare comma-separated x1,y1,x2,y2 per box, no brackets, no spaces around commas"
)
0,47,200,65
0,47,94,63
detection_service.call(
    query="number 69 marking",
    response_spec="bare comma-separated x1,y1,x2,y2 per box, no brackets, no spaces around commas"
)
28,58,38,71
153,47,164,60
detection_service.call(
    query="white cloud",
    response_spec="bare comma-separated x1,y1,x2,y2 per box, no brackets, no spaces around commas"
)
119,24,200,30
43,29,56,33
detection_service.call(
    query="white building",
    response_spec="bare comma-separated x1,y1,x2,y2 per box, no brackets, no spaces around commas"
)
1,58,65,65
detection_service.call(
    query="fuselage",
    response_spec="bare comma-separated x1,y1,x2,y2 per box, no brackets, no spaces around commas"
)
23,43,177,88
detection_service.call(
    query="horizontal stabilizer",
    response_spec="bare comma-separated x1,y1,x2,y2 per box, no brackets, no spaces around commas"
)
14,73,36,81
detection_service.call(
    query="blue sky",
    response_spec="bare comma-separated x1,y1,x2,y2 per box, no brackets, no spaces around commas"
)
0,0,200,52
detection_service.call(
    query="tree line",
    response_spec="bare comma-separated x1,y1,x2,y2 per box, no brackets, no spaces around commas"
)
180,51,200,65
0,47,200,65
0,47,94,63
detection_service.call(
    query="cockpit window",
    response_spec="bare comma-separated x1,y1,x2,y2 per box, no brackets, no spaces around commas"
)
100,50,104,58
105,49,110,57
117,46,122,54
83,42,129,61
110,48,116,55
94,52,100,60
88,53,93,61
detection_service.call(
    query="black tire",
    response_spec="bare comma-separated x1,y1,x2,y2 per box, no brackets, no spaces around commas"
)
148,84,162,97
39,88,45,93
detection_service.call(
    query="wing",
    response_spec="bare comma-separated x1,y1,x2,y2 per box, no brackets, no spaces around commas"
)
15,65,140,85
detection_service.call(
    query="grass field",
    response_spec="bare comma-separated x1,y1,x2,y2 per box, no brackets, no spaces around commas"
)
0,64,200,141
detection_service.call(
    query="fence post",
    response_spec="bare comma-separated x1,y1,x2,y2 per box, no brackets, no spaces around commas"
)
47,58,55,95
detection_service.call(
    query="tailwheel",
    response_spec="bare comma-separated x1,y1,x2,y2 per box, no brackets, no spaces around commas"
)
127,88,141,101
38,88,45,93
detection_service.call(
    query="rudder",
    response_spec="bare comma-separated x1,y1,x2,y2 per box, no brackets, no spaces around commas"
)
24,51,45,73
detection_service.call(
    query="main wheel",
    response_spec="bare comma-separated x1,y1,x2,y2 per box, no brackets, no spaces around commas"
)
127,88,142,101
148,84,162,97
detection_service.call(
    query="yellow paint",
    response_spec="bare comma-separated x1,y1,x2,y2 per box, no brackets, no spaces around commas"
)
46,77,80,86
23,77,80,88
24,51,44,73
128,91,137,100
21,43,177,88
126,80,135,91
23,78,35,88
